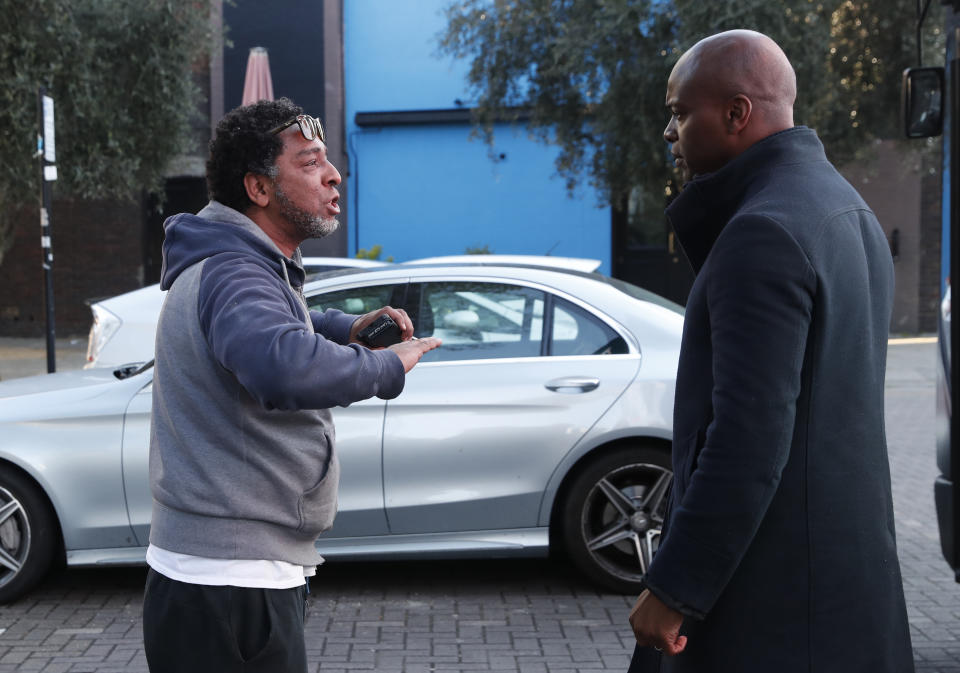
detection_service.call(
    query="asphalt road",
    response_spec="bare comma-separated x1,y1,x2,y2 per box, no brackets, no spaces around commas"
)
0,339,956,672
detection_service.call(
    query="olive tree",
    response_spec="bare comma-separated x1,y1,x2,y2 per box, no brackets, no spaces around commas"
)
0,0,213,265
438,0,943,208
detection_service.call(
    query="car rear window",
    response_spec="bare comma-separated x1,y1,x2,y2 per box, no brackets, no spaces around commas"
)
600,275,685,316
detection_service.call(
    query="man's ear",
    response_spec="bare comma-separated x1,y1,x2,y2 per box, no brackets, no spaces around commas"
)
725,94,752,134
243,172,271,208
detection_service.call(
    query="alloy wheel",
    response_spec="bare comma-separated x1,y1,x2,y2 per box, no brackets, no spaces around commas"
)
0,486,30,592
580,462,672,585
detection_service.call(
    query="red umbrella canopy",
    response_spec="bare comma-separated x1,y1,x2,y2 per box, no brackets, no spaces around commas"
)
242,47,274,105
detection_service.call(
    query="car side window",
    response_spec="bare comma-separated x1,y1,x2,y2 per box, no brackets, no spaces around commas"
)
411,282,546,362
306,284,405,316
550,298,628,356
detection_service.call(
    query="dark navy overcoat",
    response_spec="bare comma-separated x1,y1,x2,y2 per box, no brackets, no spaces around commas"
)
633,127,913,672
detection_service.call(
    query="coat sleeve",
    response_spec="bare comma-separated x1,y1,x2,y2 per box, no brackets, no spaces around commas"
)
197,254,404,410
643,214,815,618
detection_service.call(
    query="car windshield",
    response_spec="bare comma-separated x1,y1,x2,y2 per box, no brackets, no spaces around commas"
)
305,266,385,281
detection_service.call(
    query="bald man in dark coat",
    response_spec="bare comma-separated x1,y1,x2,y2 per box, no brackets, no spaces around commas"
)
627,30,914,672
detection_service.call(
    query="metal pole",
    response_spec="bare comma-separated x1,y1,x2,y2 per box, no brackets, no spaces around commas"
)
37,86,56,373
951,25,960,582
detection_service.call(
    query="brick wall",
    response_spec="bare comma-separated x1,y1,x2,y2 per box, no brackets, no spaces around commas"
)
0,198,144,337
841,141,923,334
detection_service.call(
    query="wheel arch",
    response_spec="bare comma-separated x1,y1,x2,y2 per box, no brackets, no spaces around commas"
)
0,457,66,564
542,434,672,551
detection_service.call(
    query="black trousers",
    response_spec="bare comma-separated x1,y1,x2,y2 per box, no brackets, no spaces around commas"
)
627,643,663,672
142,568,309,673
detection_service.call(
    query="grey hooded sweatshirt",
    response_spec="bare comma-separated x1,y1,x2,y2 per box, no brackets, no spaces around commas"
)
149,201,404,565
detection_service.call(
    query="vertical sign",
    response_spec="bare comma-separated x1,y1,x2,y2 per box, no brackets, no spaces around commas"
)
42,96,55,163
38,87,57,373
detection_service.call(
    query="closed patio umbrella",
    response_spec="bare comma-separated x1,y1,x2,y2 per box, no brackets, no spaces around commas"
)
241,47,274,105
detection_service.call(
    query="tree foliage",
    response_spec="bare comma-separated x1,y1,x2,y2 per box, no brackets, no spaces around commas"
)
438,0,943,208
0,0,213,262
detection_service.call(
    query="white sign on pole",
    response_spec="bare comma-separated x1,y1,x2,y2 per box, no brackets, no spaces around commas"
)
42,95,55,163
43,165,58,182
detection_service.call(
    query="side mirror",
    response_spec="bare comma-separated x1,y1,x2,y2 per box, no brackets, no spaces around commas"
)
902,67,944,138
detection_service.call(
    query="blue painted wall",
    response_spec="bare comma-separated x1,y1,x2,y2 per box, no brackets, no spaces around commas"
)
343,0,611,273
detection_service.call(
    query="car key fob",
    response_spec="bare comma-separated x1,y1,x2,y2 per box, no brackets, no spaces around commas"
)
357,314,403,348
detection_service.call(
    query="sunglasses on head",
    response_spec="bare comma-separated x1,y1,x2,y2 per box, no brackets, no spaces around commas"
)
268,114,325,143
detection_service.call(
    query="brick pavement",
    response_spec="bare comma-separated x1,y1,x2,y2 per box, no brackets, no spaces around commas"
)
0,339,955,671
887,341,960,672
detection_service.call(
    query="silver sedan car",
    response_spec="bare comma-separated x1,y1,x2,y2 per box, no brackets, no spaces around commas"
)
0,262,682,602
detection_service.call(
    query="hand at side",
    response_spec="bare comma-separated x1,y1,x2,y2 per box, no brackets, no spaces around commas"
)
628,589,687,655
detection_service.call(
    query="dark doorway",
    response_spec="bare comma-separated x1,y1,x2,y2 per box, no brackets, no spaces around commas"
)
611,186,693,306
222,1,325,115
143,177,209,285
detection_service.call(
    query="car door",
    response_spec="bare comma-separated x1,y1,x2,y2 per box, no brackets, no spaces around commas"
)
121,280,406,544
121,376,153,544
382,278,641,534
305,280,408,537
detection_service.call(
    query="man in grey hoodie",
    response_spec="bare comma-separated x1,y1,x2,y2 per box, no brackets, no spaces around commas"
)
142,98,440,673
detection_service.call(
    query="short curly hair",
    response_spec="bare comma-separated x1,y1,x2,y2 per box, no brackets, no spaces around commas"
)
205,97,304,213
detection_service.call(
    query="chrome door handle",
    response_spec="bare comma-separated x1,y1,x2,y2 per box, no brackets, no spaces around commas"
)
545,376,600,393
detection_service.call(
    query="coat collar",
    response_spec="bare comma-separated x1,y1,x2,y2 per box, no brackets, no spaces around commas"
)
665,126,827,273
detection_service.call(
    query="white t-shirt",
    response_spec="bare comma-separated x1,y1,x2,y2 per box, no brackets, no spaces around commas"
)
146,543,316,589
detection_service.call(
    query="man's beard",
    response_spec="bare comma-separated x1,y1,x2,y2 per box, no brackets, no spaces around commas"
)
275,184,339,239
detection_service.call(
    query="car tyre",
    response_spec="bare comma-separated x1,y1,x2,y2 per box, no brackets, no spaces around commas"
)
561,446,672,594
0,470,59,603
